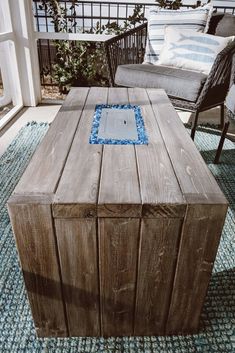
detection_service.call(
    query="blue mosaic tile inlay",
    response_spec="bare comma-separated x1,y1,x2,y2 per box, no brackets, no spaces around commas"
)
89,104,148,145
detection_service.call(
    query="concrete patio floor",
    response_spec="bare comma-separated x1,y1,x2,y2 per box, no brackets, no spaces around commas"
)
1,103,235,158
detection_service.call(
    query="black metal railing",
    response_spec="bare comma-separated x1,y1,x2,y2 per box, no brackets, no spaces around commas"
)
33,0,151,33
213,4,235,14
36,39,56,86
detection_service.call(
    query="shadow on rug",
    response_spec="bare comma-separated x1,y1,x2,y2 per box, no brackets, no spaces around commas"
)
0,122,234,353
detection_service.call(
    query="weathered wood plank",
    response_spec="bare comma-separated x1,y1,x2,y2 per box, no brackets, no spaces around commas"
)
134,218,182,335
7,203,67,337
55,218,100,336
99,218,139,336
13,87,89,196
166,203,228,334
128,88,186,335
128,88,186,218
53,87,108,218
147,89,227,205
146,89,228,335
98,87,141,218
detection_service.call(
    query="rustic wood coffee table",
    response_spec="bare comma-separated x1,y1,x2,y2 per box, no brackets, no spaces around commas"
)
8,87,228,338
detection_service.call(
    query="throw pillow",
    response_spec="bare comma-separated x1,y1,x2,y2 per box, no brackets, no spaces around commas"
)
144,3,213,64
157,26,234,75
215,13,235,37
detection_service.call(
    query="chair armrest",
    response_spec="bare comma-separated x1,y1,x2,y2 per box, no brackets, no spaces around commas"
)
230,51,235,86
103,23,147,86
197,41,235,109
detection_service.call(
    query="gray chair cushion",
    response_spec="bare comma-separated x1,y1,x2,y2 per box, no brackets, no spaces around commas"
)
215,13,235,37
115,64,207,102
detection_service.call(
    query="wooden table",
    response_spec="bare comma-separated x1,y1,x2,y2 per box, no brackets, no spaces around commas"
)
8,87,228,338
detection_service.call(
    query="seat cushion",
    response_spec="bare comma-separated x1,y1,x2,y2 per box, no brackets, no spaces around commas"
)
115,64,207,102
215,13,235,37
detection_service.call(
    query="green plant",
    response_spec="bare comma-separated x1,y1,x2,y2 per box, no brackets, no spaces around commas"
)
51,40,109,90
156,0,182,10
38,1,145,92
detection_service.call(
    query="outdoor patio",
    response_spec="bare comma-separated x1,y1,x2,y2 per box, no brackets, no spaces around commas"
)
0,0,235,352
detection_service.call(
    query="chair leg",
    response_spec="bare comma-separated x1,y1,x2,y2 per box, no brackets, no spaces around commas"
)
219,103,225,129
214,121,230,164
191,110,199,140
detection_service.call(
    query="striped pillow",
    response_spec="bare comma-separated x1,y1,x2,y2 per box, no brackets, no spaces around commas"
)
144,4,213,65
158,26,234,75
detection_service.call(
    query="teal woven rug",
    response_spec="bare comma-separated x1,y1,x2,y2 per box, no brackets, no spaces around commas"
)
0,122,235,353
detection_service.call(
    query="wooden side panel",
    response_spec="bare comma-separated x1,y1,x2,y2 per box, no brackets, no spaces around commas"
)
7,203,67,337
146,88,228,335
14,88,89,195
99,218,139,336
55,219,100,336
134,218,182,336
166,204,228,334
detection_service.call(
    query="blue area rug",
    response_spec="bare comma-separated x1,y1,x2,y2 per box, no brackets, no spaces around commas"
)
0,122,235,353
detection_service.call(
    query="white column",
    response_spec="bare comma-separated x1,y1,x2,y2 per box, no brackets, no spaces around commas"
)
0,43,12,106
0,0,13,107
8,0,41,106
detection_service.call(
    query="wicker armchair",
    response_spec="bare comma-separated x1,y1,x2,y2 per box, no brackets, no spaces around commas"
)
104,22,235,140
104,23,147,87
214,55,235,163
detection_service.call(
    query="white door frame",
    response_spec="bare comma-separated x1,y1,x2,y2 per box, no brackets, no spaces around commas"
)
0,0,41,131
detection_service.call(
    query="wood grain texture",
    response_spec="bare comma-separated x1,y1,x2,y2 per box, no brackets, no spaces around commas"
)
7,87,228,337
53,203,96,219
14,88,89,196
55,218,100,336
98,87,141,218
99,218,140,336
98,204,141,218
53,87,108,218
142,204,186,218
165,203,228,334
129,88,185,209
7,203,67,337
147,89,227,205
134,218,182,336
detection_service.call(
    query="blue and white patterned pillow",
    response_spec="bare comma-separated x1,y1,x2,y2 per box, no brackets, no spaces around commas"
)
144,4,213,64
158,26,234,74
